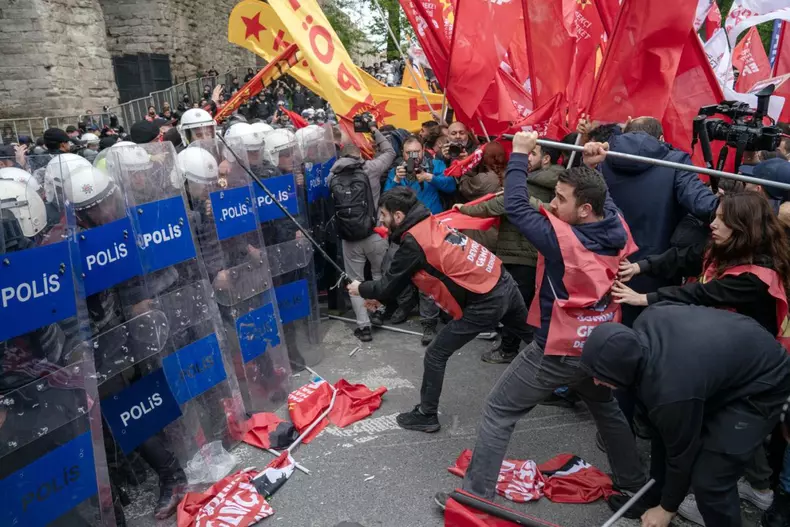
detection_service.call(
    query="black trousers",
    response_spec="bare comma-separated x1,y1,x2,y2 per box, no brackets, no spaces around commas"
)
419,271,534,414
500,263,536,354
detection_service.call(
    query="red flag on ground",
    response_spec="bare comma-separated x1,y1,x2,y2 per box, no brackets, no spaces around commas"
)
242,412,298,450
538,453,616,503
449,449,614,504
662,32,726,166
590,0,698,124
444,494,563,527
287,379,388,444
733,27,772,92
279,106,309,129
176,469,273,527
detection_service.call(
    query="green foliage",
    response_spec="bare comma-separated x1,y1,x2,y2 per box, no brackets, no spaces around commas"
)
324,0,370,55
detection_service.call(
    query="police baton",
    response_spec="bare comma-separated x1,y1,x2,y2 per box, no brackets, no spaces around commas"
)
500,135,790,192
217,134,350,286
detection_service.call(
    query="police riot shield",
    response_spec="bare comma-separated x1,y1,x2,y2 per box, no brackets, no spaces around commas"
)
0,164,116,526
257,128,325,367
183,137,293,414
98,142,248,504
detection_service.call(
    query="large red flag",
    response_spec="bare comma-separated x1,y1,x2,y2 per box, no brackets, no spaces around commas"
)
566,1,607,123
662,32,726,166
507,93,571,139
733,27,772,92
590,0,698,124
447,0,521,116
596,0,620,35
774,22,790,76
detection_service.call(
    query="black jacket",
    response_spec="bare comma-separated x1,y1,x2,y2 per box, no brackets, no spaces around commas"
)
638,244,778,334
582,303,790,513
358,202,487,309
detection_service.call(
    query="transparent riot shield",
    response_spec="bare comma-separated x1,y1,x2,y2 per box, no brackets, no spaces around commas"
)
256,129,325,367
184,137,292,414
98,142,248,513
0,172,116,526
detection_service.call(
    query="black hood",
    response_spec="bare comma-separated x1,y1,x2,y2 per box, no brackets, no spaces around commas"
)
392,202,431,242
581,323,645,389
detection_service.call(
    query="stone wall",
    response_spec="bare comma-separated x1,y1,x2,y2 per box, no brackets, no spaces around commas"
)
100,0,257,82
0,0,119,119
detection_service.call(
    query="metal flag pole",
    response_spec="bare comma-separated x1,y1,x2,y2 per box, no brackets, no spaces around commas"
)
601,479,656,527
370,0,438,118
566,134,582,168
501,135,790,191
216,134,349,282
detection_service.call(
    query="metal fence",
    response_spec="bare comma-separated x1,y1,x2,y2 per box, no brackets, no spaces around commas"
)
0,66,255,142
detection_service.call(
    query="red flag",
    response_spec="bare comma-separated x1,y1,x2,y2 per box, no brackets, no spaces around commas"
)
445,145,486,177
287,380,334,443
176,469,273,527
329,379,388,427
449,449,543,503
750,73,790,123
733,27,772,92
774,22,789,76
448,0,522,116
444,494,562,527
590,0,698,124
538,454,616,503
662,32,725,166
279,106,309,129
242,412,297,450
507,93,571,139
566,1,607,124
596,0,620,35
705,1,722,40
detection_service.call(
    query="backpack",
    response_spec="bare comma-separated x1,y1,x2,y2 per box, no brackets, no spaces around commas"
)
330,163,376,241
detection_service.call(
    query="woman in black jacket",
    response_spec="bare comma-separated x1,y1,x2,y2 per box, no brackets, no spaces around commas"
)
614,191,790,337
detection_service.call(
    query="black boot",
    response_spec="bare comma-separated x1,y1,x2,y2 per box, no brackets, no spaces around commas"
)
763,489,790,527
138,437,187,520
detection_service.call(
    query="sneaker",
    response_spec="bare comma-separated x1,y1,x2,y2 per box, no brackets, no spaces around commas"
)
476,331,498,340
762,489,790,527
605,488,657,519
480,347,517,364
737,477,774,510
677,494,705,526
421,325,437,346
154,469,187,520
396,404,441,432
434,491,449,511
369,310,384,327
390,306,412,325
354,326,373,342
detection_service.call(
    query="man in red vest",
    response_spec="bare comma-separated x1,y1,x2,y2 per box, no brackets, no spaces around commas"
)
347,186,534,433
440,132,647,511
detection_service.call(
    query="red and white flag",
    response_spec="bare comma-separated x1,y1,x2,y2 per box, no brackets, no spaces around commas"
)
704,28,736,89
177,469,273,527
733,26,772,92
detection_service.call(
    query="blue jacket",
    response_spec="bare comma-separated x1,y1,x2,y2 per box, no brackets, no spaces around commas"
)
505,153,628,348
384,158,455,214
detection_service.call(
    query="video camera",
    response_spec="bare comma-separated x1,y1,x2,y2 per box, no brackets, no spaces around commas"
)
693,84,782,179
353,112,374,133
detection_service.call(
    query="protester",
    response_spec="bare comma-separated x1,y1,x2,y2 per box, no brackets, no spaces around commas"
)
581,303,790,526
327,117,396,342
458,141,506,202
347,186,534,432
431,133,647,513
438,122,475,165
739,158,790,212
384,135,456,344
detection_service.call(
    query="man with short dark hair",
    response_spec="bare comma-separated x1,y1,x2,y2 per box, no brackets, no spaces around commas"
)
741,157,790,208
347,185,534,432
438,132,646,511
623,116,664,138
420,120,439,141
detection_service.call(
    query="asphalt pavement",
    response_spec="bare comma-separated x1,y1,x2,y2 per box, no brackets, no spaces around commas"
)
125,317,762,527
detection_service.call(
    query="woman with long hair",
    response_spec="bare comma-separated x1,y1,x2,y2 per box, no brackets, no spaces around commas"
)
614,191,790,339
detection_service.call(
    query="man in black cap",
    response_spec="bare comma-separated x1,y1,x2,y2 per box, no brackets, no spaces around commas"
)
130,120,161,144
740,158,790,210
581,302,790,527
43,128,71,155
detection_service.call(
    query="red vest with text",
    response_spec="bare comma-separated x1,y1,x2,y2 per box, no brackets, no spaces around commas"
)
699,263,790,352
527,207,638,356
406,216,502,320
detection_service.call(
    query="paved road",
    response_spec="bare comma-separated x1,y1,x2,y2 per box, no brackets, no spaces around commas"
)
126,318,762,527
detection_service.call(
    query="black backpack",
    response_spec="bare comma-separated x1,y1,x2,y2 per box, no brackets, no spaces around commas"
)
330,162,376,241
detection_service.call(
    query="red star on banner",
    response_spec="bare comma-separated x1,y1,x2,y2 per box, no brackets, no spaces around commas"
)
348,96,396,124
242,12,267,41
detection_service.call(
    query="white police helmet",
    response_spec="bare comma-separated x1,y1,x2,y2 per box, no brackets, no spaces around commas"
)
295,125,326,161
104,142,152,176
64,166,117,211
44,153,91,203
249,122,274,135
0,179,47,237
178,147,219,184
81,133,100,146
179,108,217,145
264,129,298,169
224,122,265,152
0,167,41,193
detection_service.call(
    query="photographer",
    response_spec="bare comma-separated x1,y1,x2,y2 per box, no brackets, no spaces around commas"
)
327,116,396,342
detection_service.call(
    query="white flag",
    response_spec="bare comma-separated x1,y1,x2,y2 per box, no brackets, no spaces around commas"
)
704,29,736,89
694,0,714,31
725,0,790,46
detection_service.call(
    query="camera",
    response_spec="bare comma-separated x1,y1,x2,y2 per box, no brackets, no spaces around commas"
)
447,142,463,160
353,112,374,133
694,85,781,174
405,151,422,183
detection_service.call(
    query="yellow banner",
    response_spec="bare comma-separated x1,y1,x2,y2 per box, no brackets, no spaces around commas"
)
401,60,431,94
228,0,442,132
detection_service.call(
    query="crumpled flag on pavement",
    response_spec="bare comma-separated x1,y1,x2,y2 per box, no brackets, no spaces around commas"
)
449,450,614,504
176,469,273,527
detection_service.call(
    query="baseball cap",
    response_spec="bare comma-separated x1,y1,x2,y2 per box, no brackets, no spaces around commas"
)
740,158,790,200
43,128,70,145
130,120,161,144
